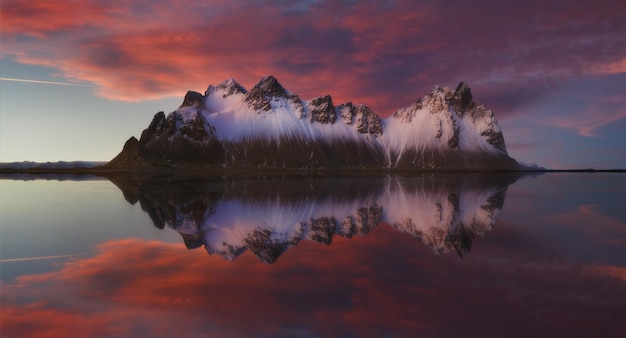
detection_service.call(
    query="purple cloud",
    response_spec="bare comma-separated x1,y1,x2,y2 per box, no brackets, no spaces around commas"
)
1,0,624,119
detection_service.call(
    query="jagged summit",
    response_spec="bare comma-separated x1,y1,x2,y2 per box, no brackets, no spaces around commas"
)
307,95,336,124
256,75,289,95
243,75,300,111
205,78,247,98
451,82,473,114
180,91,205,109
388,83,506,157
106,75,523,170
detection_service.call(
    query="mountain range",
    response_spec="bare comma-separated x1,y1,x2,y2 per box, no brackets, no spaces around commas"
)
106,76,522,170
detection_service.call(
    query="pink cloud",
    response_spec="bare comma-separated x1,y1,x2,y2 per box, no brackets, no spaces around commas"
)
594,265,626,282
1,0,625,117
0,0,115,36
592,58,626,75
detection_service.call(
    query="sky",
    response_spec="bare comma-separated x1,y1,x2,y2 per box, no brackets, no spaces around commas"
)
1,0,625,169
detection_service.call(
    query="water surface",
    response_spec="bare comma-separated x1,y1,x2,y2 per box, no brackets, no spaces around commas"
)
1,173,624,337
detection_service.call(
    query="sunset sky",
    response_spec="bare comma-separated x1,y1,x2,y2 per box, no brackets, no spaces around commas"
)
1,0,625,169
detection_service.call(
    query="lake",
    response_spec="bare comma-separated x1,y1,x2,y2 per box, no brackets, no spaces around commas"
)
1,172,625,337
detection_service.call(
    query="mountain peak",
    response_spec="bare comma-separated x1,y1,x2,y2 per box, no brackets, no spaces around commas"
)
179,91,206,109
244,75,296,111
205,78,247,97
307,95,336,124
254,75,289,96
451,82,474,115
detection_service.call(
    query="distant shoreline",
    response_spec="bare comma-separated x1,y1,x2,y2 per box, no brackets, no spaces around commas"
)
0,165,624,176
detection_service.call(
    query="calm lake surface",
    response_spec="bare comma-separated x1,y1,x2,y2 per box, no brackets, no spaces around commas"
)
1,172,625,337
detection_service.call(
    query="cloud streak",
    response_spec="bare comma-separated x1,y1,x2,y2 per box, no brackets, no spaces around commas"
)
0,77,92,87
0,253,88,263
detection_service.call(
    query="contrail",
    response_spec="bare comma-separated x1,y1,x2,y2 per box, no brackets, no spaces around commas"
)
0,77,92,87
0,253,89,263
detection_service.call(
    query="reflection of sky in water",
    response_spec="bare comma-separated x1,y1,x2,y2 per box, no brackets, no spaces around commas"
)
0,179,182,280
1,174,625,337
502,173,626,265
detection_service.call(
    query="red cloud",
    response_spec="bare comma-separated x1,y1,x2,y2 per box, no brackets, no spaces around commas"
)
0,0,115,36
1,0,625,117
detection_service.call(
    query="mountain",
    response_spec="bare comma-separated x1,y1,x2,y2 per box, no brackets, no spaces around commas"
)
106,76,522,170
108,173,519,262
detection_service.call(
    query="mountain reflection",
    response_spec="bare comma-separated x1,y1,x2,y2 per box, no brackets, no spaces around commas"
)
108,173,520,263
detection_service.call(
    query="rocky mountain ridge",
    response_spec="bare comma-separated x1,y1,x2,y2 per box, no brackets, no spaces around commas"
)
106,76,522,170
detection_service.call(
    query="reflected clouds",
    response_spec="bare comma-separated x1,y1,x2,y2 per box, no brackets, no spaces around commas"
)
2,226,625,337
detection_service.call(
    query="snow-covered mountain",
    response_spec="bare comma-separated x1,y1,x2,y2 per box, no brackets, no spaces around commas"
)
110,174,517,262
107,76,522,170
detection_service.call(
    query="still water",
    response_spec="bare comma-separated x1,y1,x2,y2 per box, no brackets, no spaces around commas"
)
1,173,625,337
